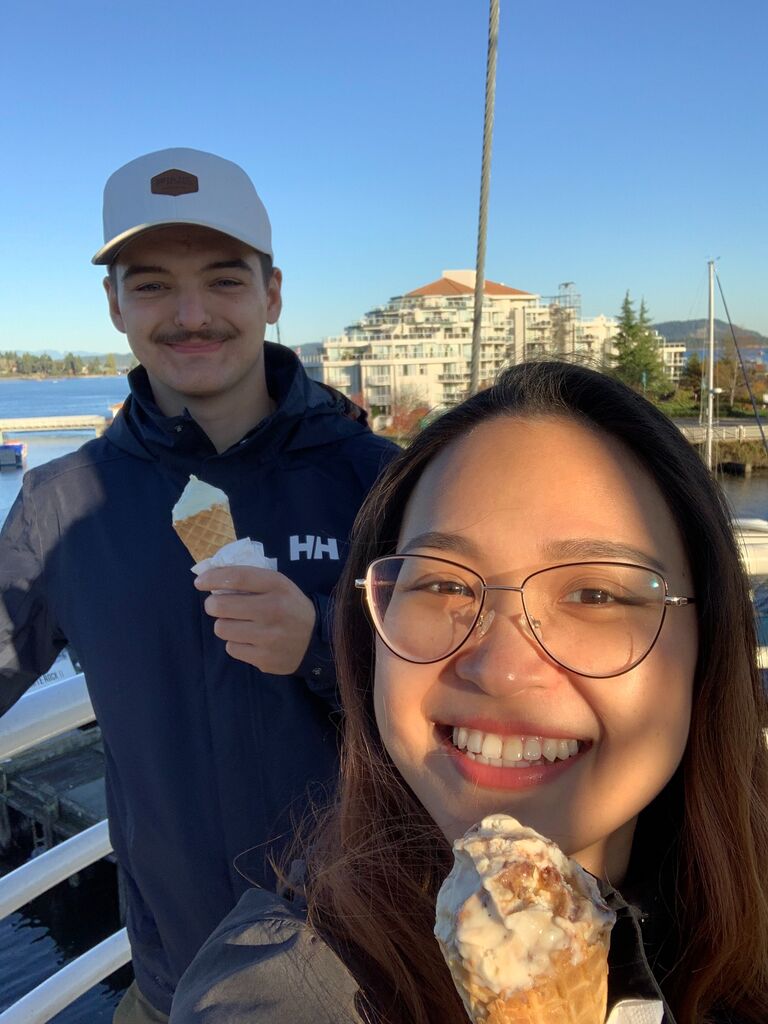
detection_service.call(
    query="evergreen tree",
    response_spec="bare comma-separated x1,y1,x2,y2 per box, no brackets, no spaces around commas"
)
63,352,80,375
105,353,117,375
612,292,667,396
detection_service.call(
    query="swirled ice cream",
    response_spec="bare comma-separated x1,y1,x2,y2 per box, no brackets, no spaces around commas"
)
435,814,615,1023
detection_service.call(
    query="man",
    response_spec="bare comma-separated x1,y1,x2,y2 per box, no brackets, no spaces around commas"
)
0,148,397,1022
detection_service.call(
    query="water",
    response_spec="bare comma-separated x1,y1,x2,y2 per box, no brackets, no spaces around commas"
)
0,377,129,523
2,376,768,1019
1,377,130,1021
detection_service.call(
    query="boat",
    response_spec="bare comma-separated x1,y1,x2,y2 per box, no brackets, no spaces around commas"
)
0,440,27,470
734,518,768,577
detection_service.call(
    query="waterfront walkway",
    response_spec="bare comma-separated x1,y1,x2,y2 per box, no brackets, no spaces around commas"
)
0,416,108,438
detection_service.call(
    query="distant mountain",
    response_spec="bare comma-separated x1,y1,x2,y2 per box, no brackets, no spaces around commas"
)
654,319,768,350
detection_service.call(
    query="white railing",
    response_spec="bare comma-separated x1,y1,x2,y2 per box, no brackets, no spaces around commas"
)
0,674,131,1023
0,931,130,1024
0,674,92,759
678,423,766,443
0,821,111,918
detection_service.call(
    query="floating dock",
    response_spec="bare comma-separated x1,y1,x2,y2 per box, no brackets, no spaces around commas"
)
0,725,107,856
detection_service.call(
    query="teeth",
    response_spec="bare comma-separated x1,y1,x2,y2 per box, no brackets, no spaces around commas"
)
481,734,503,759
502,736,523,761
450,727,582,767
523,737,542,761
542,739,559,762
467,730,484,754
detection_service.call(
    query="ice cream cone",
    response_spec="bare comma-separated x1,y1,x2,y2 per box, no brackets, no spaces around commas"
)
172,475,237,562
172,504,237,563
435,815,614,1024
458,943,608,1024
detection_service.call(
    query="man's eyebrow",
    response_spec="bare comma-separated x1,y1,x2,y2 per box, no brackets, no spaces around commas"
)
399,532,479,558
202,259,254,274
119,259,254,282
542,538,667,574
120,264,167,281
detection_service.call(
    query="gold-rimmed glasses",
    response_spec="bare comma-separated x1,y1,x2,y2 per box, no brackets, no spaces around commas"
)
355,555,695,678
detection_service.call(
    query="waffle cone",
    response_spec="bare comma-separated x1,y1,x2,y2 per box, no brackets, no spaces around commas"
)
449,942,609,1024
172,503,237,562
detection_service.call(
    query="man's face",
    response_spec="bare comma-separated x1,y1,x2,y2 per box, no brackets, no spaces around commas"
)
104,225,282,412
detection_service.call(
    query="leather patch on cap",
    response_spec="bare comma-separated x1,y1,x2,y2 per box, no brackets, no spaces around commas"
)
150,169,199,197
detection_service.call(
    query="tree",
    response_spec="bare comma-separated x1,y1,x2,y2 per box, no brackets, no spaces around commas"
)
384,386,430,438
105,353,118,375
612,292,667,397
679,354,704,404
63,352,83,376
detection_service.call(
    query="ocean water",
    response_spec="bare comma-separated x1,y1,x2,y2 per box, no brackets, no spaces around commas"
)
0,377,131,1021
2,376,768,1020
0,376,129,525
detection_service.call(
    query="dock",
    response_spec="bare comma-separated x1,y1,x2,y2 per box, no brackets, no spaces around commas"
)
0,415,109,440
0,725,107,856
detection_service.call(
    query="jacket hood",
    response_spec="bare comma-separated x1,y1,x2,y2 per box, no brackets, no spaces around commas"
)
105,342,370,463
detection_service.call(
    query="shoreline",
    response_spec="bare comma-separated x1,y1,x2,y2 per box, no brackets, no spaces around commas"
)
0,374,126,381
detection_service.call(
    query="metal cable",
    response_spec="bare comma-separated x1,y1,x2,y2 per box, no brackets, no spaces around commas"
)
715,273,768,457
469,0,500,396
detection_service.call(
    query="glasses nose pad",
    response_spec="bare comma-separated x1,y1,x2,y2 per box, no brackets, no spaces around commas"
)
527,614,543,636
474,608,496,640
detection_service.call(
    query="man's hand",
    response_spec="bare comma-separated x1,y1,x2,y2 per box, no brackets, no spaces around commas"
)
194,566,316,675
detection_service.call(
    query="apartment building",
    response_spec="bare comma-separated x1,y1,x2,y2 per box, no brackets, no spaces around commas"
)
299,271,538,412
297,270,684,410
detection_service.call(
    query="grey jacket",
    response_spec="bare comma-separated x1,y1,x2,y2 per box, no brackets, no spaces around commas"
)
169,884,695,1024
169,888,363,1023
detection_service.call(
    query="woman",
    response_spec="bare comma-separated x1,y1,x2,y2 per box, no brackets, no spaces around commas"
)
170,361,768,1024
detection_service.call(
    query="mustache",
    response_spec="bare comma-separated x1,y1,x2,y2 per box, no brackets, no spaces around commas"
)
154,328,238,345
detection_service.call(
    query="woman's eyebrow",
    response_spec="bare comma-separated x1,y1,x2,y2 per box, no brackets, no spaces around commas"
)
542,538,668,574
399,532,480,558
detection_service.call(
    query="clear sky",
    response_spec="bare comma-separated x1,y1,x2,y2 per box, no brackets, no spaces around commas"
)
1,0,766,355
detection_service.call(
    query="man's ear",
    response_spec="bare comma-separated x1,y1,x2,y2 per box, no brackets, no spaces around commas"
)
104,276,127,334
266,267,283,325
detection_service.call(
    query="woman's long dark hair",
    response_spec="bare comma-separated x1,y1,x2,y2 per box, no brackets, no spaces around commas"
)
299,361,768,1024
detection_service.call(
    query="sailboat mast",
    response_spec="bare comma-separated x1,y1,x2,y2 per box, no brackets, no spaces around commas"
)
705,259,716,470
469,0,500,396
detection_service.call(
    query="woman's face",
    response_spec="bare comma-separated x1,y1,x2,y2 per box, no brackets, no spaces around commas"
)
372,415,698,882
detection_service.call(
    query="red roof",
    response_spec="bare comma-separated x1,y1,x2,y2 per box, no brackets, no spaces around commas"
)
406,276,532,298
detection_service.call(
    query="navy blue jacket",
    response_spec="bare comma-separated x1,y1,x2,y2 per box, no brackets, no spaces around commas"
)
0,343,398,1014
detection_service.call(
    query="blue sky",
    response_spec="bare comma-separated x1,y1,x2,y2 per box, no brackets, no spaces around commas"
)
1,0,766,354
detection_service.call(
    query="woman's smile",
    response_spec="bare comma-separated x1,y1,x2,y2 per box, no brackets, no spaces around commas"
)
440,721,589,790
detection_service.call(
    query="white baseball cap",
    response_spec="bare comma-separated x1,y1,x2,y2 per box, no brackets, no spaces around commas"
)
92,147,272,265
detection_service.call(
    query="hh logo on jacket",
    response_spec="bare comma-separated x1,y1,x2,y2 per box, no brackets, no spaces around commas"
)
289,535,339,560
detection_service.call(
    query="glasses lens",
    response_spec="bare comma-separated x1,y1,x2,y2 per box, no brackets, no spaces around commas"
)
523,563,666,676
367,556,482,662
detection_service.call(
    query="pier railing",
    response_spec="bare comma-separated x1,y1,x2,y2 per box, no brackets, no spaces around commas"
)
0,675,130,1024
